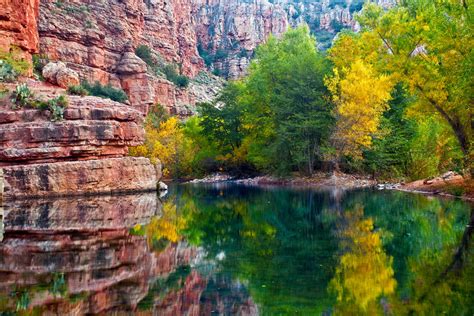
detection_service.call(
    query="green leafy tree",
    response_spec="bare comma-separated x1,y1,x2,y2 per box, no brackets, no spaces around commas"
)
356,1,473,175
242,26,334,175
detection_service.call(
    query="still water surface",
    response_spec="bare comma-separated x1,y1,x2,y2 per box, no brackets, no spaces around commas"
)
0,184,472,315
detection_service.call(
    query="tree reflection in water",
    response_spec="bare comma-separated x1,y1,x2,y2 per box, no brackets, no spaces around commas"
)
0,185,472,315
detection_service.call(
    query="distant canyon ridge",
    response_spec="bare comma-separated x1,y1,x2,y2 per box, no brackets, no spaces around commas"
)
1,0,393,114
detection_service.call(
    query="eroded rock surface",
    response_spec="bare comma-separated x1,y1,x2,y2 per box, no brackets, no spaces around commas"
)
42,61,80,88
191,0,396,78
0,95,145,164
2,157,157,198
0,0,39,65
37,0,207,114
0,85,158,199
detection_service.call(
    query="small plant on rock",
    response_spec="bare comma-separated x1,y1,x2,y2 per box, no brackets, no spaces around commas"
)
10,83,33,108
0,47,30,78
32,54,49,81
47,95,68,121
0,60,18,82
67,84,89,96
10,83,68,121
80,81,128,103
135,45,154,67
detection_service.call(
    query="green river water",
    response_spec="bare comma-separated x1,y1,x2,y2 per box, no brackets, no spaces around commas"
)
0,183,472,315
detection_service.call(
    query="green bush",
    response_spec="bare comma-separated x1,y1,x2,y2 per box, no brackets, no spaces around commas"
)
162,64,189,88
10,83,68,121
81,81,128,103
0,60,18,82
32,54,49,80
135,45,154,66
0,48,30,77
175,75,190,88
214,48,228,60
47,95,68,121
135,45,190,88
67,85,89,96
198,44,214,67
10,83,33,108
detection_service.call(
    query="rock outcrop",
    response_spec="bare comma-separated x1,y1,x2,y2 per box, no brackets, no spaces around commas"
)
37,0,209,114
0,94,144,165
0,0,39,65
191,0,395,78
2,157,157,198
42,61,80,88
0,83,158,199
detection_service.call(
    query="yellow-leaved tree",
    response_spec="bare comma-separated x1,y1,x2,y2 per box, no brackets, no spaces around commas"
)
130,116,185,177
330,207,396,314
325,59,393,166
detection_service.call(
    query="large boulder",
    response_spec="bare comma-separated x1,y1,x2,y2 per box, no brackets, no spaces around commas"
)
2,157,157,199
0,95,144,164
42,61,80,88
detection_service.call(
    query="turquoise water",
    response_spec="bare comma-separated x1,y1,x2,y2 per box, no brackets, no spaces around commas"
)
0,184,472,315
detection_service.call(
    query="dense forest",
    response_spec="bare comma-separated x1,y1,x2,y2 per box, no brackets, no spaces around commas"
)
131,0,472,181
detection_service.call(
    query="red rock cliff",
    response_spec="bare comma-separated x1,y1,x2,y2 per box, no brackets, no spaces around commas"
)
0,83,159,199
37,0,209,114
0,0,40,64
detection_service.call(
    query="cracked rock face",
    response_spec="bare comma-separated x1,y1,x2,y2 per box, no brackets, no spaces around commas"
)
37,0,206,113
0,0,40,68
191,0,395,79
0,95,145,165
0,86,159,199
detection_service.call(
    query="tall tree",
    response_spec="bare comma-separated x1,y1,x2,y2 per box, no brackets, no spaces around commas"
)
325,59,393,169
242,26,334,175
340,1,473,175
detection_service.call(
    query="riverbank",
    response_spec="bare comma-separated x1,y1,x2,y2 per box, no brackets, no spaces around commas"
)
393,173,474,202
188,172,375,188
187,171,474,201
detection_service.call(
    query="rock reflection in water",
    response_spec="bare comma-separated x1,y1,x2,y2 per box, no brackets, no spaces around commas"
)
3,193,161,231
0,193,257,315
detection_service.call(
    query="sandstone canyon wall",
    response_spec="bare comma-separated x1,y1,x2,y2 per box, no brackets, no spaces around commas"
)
0,85,159,199
37,0,213,114
0,0,39,65
191,0,395,79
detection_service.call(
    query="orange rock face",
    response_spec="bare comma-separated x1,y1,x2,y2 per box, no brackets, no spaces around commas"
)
0,85,158,199
0,0,39,62
2,157,157,199
0,95,145,165
37,0,205,113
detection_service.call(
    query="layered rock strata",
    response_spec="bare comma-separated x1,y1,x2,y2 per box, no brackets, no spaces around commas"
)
191,0,396,78
37,0,209,114
2,157,157,199
0,86,158,199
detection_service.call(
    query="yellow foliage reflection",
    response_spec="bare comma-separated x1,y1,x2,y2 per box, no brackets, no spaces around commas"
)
330,207,396,314
132,201,187,250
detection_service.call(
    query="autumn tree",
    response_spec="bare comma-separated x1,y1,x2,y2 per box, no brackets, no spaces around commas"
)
130,104,188,178
325,59,393,169
341,1,473,175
